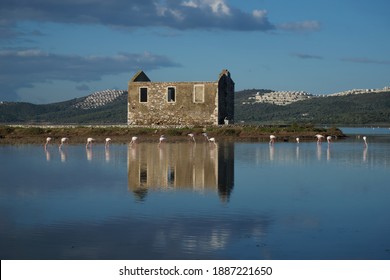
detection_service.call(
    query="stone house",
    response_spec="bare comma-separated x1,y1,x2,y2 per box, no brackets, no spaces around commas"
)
127,69,234,126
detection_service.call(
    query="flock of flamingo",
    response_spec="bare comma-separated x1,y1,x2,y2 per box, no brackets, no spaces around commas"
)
44,132,368,149
43,132,217,150
270,133,368,147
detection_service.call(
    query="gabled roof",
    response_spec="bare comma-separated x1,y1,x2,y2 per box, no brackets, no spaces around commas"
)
219,69,231,79
131,70,151,82
130,69,233,83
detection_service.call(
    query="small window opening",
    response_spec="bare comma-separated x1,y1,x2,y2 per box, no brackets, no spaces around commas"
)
167,87,176,103
139,87,148,103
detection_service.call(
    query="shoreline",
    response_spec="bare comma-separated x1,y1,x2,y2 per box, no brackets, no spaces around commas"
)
0,124,346,145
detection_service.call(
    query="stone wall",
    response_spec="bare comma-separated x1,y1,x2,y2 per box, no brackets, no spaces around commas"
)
127,70,234,126
128,81,219,125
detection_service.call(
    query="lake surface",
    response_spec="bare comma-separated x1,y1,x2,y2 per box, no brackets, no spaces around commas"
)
1,131,390,260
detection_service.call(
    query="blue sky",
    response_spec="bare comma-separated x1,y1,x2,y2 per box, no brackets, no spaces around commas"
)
1,0,389,104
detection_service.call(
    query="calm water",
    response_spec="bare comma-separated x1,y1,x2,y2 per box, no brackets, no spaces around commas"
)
1,132,390,260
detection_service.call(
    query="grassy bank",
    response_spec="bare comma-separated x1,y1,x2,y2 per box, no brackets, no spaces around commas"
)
0,124,346,145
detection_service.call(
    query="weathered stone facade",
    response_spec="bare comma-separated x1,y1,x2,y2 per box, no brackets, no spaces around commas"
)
127,70,234,126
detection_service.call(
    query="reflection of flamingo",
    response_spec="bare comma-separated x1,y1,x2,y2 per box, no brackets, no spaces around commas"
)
188,133,196,142
315,134,324,143
363,145,368,161
44,137,52,149
105,138,112,147
45,148,51,161
59,137,68,149
269,144,274,160
269,135,276,145
158,135,166,146
86,147,93,161
363,136,368,147
129,136,137,145
105,146,111,162
59,148,67,162
86,137,95,148
316,143,322,160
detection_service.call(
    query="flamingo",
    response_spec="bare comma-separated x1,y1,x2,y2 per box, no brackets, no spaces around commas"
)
203,133,217,146
44,137,52,149
327,136,332,144
86,137,95,148
315,134,324,143
296,137,300,144
209,137,217,145
269,135,276,145
158,135,166,146
188,133,196,142
59,137,68,149
129,136,138,145
105,138,112,147
363,136,368,147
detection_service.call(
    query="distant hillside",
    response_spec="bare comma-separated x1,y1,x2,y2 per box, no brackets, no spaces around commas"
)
235,89,390,125
0,90,127,124
1,88,390,125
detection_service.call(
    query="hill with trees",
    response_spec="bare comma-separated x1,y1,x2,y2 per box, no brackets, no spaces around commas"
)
235,89,390,125
1,88,390,126
0,90,127,124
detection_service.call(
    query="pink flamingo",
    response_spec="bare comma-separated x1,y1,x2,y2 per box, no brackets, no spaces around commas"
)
188,133,196,142
158,135,166,146
105,138,112,147
363,136,368,147
129,136,138,145
203,133,217,146
59,137,68,149
44,137,52,149
315,134,324,143
86,137,95,148
269,135,276,145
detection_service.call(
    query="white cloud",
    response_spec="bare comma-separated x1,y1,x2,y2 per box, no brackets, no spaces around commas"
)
0,0,322,35
341,57,390,65
76,84,90,91
1,49,48,57
252,9,267,19
0,0,275,34
181,0,198,8
279,20,321,32
0,48,180,101
182,0,230,15
291,53,323,60
206,0,231,16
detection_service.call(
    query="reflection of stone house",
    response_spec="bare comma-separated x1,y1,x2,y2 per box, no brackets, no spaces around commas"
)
127,70,234,125
127,143,234,202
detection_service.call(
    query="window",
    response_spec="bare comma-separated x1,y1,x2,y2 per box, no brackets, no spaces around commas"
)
167,87,176,103
140,167,147,185
167,166,175,186
193,84,204,103
139,87,148,103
